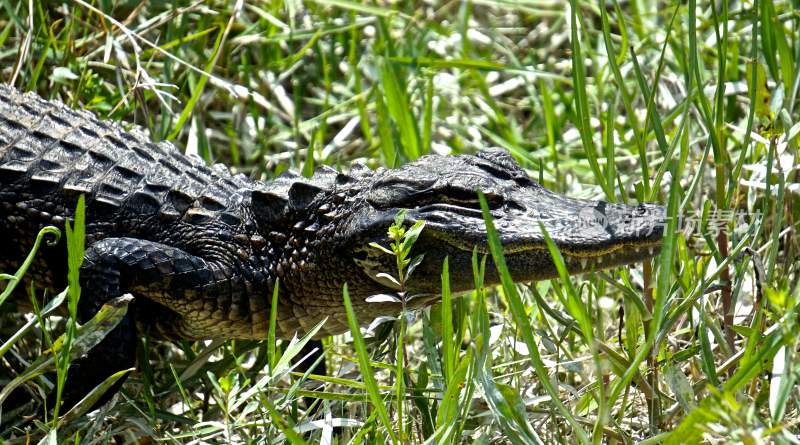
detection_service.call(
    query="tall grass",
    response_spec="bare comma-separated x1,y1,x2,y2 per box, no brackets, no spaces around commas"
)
0,1,797,443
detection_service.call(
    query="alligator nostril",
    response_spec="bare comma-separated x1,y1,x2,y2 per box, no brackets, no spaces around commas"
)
636,205,648,215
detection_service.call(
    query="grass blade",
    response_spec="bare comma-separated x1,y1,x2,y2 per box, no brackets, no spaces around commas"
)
343,283,398,444
478,191,590,445
381,61,420,161
568,0,613,200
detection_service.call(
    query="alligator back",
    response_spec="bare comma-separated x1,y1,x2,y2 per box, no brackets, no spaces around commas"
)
0,85,250,284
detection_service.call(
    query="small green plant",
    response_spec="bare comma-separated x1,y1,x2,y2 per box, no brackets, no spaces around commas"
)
374,210,426,437
342,210,425,442
368,209,427,303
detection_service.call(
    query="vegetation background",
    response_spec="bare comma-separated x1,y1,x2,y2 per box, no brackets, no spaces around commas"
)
0,0,797,443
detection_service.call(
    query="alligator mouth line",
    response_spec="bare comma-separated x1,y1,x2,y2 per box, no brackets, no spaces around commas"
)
426,229,663,260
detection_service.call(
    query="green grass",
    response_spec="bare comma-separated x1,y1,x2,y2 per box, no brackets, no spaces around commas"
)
1,0,799,443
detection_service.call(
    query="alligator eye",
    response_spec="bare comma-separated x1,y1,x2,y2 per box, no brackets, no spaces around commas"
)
482,192,504,209
438,187,503,210
369,182,503,212
367,183,431,208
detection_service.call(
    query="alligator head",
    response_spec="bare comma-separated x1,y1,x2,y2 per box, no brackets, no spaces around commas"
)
252,148,665,335
338,148,664,293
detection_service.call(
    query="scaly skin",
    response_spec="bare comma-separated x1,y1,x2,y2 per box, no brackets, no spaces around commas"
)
0,85,665,408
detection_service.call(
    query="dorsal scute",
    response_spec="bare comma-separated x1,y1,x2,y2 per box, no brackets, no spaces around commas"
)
249,166,331,223
250,163,369,225
250,188,288,224
288,181,324,211
348,162,371,176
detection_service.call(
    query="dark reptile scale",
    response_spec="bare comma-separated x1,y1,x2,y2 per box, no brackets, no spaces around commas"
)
0,86,345,341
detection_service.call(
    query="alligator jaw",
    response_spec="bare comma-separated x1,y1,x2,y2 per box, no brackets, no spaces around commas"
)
404,205,664,289
424,228,664,275
400,185,666,285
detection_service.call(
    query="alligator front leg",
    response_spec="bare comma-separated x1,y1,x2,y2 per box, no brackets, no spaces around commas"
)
59,237,215,411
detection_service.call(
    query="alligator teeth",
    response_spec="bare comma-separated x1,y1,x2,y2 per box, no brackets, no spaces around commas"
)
634,246,641,253
648,247,654,255
580,258,588,269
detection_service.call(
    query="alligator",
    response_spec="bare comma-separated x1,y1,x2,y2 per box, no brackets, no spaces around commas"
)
0,85,665,410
